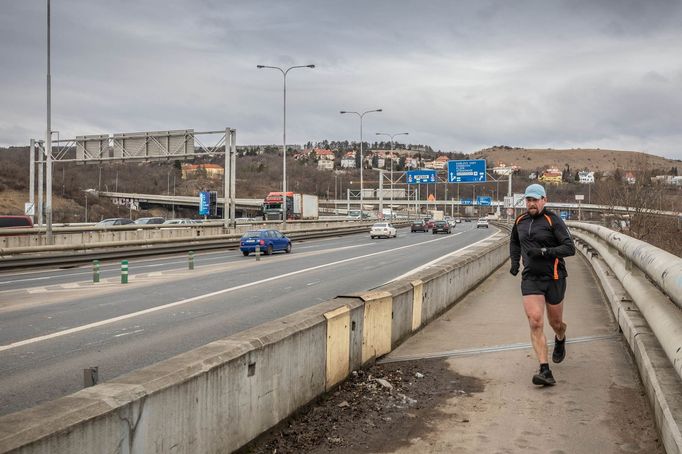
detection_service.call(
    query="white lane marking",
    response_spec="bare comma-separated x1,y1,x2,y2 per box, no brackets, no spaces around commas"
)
388,231,495,282
0,234,459,353
113,329,144,338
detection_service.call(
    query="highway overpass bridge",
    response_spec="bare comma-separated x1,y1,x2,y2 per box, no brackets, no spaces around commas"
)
98,190,679,220
0,222,679,453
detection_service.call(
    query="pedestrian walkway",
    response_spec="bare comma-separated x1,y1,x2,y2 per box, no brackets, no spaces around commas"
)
381,254,663,454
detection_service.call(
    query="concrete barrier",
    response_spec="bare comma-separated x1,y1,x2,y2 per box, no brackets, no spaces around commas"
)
0,220,378,249
0,230,509,454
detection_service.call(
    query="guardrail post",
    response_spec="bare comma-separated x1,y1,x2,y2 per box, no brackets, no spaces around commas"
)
92,260,100,283
188,250,195,270
255,245,261,261
121,260,128,284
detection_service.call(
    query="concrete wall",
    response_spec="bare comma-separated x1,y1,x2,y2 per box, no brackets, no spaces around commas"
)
0,230,509,454
0,220,373,249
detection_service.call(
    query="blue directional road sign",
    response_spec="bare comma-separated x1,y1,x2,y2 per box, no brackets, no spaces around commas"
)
448,160,487,183
560,211,570,220
407,169,436,184
199,191,210,216
476,196,492,206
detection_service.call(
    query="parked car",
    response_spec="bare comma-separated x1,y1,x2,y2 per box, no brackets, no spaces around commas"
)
95,218,134,227
432,220,451,234
0,215,34,229
476,218,489,228
370,222,397,239
240,229,291,256
163,218,197,225
135,217,165,225
410,220,428,232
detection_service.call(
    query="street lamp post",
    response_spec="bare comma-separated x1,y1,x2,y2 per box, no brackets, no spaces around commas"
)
340,109,382,217
376,132,408,219
257,64,315,226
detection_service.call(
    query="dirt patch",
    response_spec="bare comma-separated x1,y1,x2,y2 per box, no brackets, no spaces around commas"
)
240,358,484,454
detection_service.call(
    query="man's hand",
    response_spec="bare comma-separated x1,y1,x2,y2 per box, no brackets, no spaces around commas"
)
527,247,547,258
510,263,520,276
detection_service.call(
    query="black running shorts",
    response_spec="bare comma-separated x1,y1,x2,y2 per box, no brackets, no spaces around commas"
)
521,278,566,305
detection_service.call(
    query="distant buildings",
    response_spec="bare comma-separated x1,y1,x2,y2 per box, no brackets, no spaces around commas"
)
181,163,224,179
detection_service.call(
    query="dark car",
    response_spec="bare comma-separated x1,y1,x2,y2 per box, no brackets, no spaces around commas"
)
411,220,428,232
135,217,165,225
432,220,451,234
95,218,135,227
0,215,34,229
240,229,292,256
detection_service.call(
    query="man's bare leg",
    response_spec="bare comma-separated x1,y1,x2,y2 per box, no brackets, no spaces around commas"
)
523,295,548,363
547,301,566,340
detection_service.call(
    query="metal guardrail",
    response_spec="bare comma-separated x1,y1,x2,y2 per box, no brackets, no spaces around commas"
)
0,222,410,269
567,221,682,310
567,221,682,381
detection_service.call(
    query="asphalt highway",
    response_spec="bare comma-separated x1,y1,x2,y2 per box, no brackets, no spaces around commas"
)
0,222,496,416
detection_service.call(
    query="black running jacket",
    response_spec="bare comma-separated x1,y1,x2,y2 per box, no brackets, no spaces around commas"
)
510,209,575,280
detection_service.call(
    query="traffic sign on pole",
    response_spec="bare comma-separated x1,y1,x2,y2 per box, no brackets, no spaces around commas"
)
447,160,487,183
199,191,210,216
406,170,436,184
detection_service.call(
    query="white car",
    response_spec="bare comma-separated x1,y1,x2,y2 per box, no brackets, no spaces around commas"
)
163,218,197,225
476,218,489,228
370,222,397,239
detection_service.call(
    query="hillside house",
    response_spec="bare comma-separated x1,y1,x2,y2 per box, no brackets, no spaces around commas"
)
341,151,356,169
625,172,636,185
317,160,334,170
578,171,595,184
539,168,562,184
314,148,334,161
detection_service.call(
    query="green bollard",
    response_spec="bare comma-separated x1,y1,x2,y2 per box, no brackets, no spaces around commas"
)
188,251,195,270
121,260,128,284
93,260,100,283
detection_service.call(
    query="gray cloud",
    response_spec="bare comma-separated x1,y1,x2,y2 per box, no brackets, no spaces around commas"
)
1,0,681,160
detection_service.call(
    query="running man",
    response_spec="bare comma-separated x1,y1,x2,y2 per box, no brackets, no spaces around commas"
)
510,183,576,386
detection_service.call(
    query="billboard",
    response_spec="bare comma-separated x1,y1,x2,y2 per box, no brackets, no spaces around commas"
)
112,129,195,161
407,170,436,184
448,160,487,183
76,134,110,162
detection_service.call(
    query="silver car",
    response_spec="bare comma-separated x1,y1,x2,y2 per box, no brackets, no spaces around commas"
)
370,222,397,239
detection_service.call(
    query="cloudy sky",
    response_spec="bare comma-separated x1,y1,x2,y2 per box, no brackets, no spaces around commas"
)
2,0,682,159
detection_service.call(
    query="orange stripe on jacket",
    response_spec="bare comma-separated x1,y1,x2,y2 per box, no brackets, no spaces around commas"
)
553,258,559,280
544,213,553,227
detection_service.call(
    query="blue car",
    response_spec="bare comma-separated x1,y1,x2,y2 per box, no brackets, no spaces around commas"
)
240,229,292,256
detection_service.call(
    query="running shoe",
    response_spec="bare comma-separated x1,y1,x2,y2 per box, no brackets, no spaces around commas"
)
553,336,566,363
532,368,556,386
